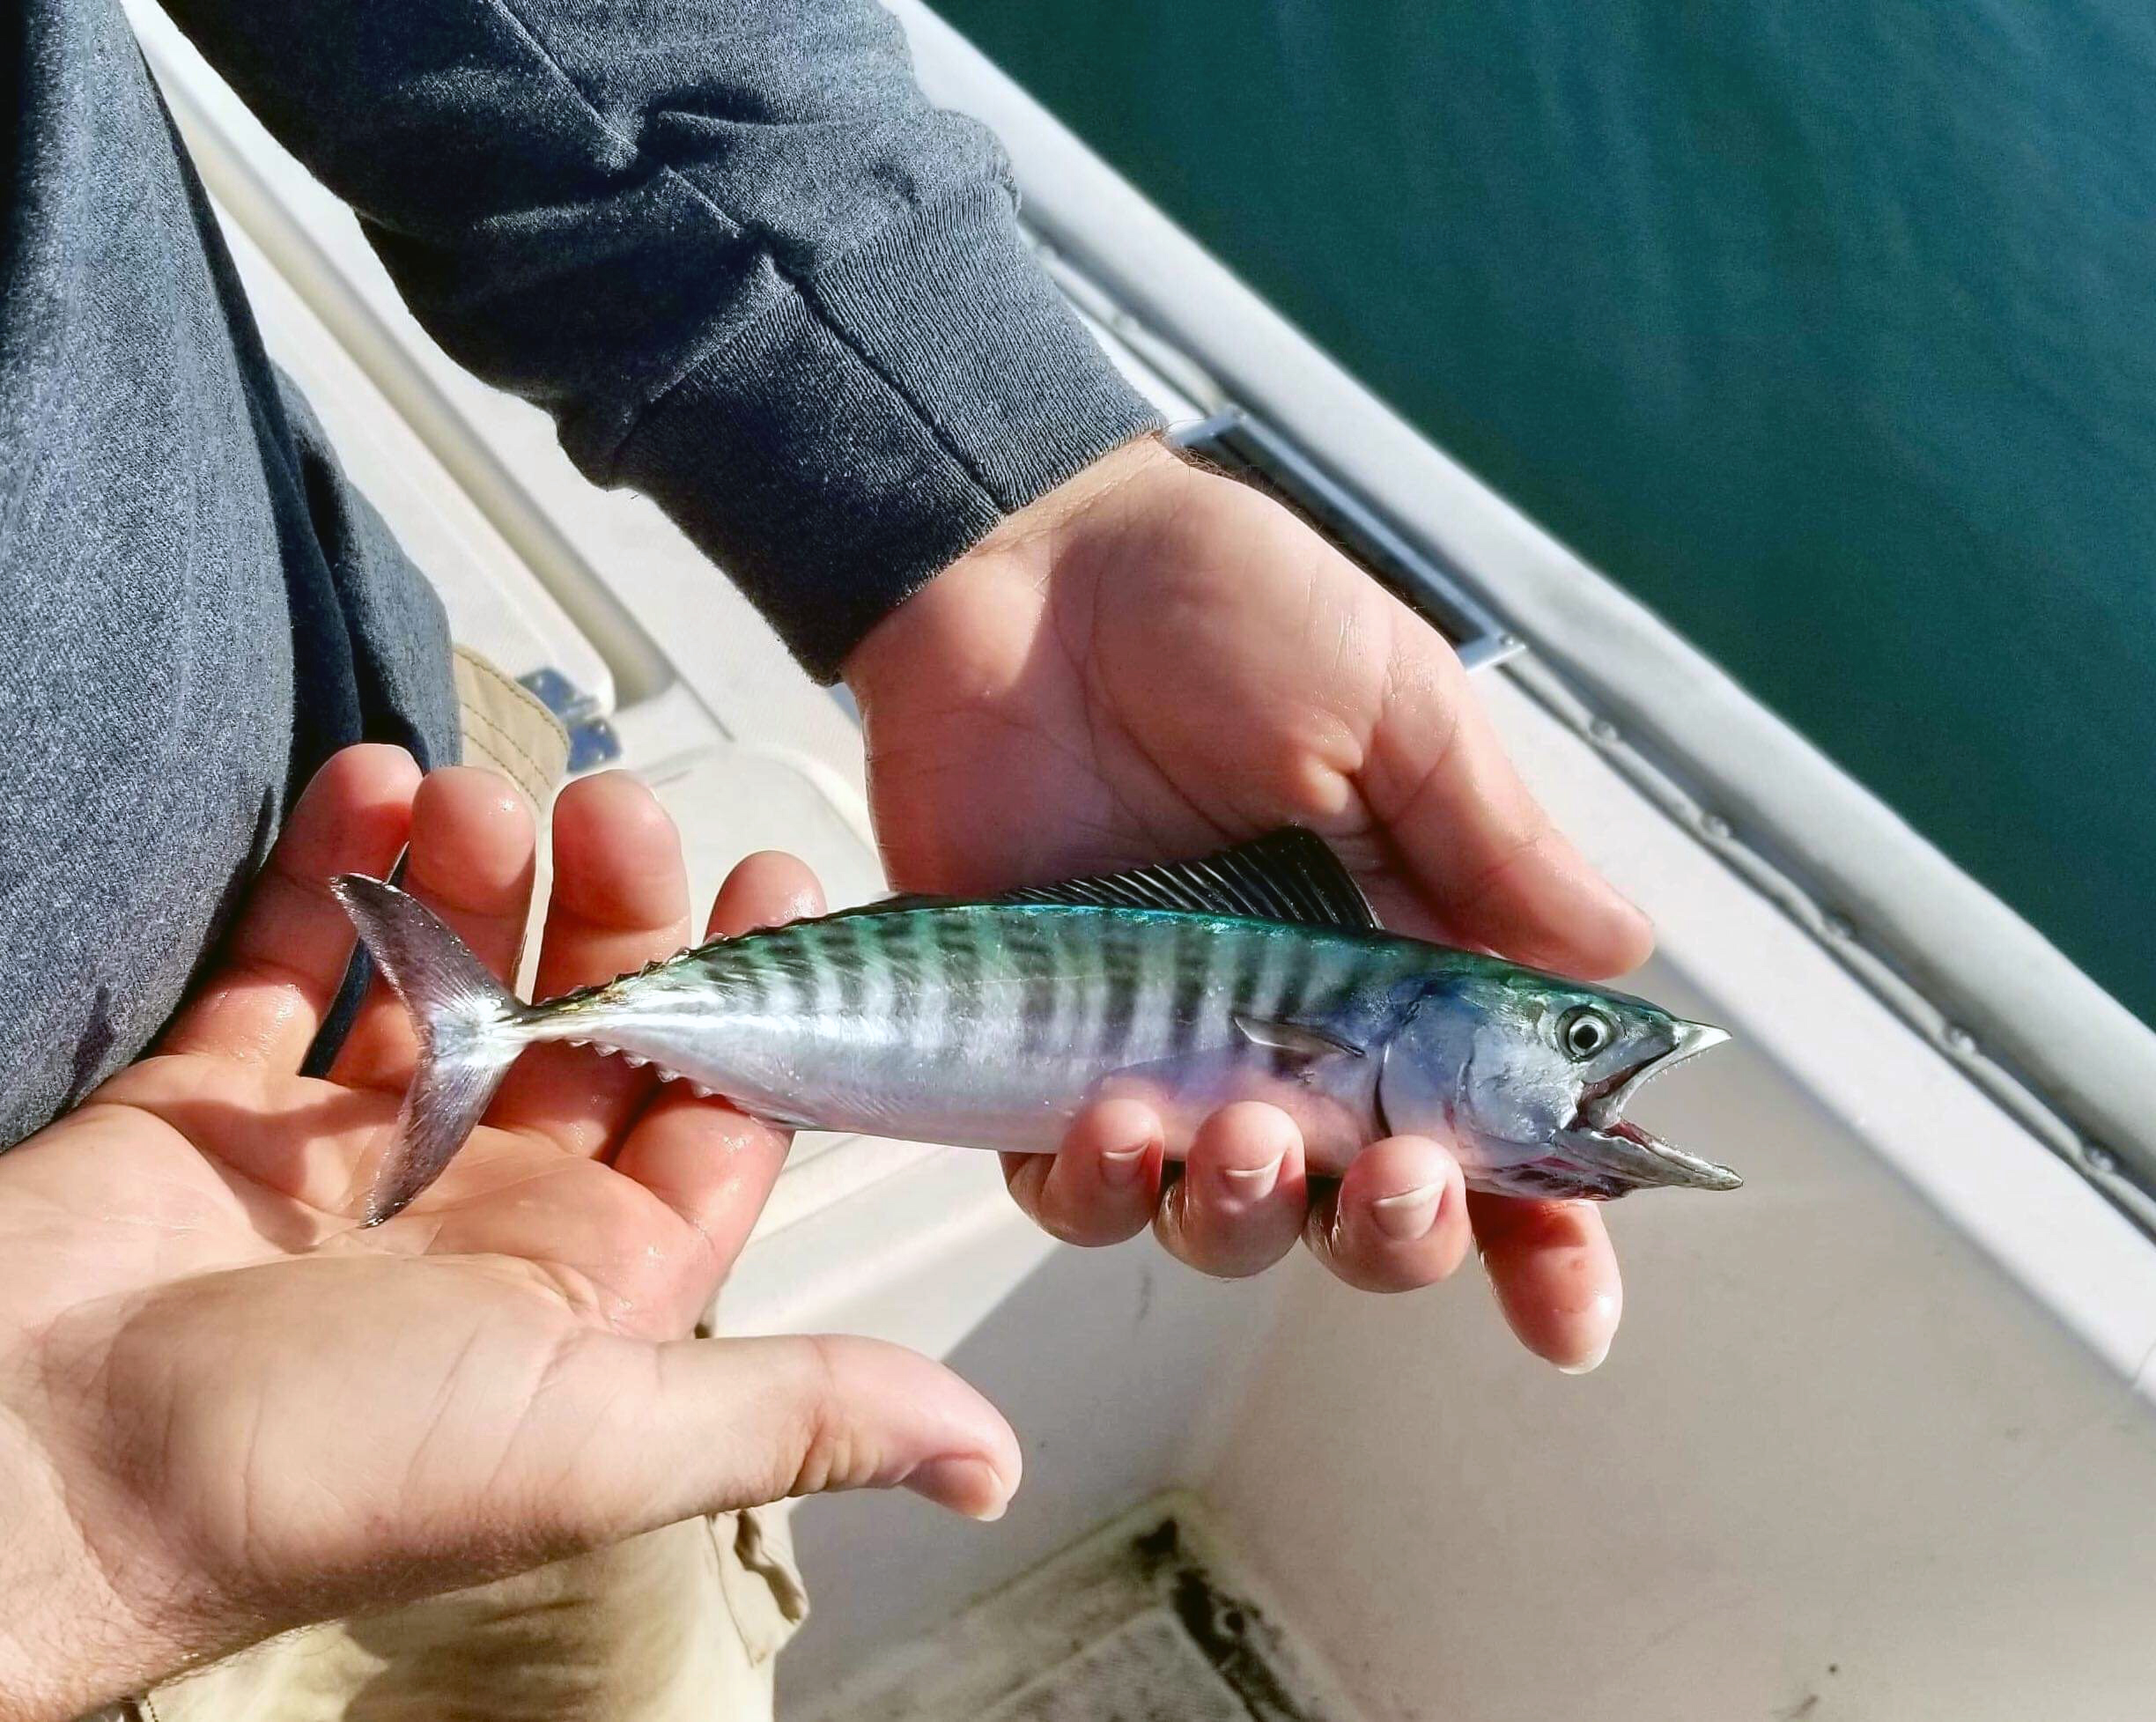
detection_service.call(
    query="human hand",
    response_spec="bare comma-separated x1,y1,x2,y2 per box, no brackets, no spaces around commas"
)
0,746,1016,1722
845,439,1653,1371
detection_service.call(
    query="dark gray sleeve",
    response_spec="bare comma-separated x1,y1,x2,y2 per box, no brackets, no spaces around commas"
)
161,0,1162,680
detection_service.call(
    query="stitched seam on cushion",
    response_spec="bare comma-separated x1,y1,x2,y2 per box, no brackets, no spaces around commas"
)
454,644,566,740
452,651,565,794
477,0,1002,495
461,705,551,792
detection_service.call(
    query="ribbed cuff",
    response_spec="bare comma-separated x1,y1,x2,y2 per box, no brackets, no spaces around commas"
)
607,181,1163,683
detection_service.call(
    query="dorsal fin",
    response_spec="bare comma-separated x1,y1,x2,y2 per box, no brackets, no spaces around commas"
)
996,829,1378,928
823,830,1378,931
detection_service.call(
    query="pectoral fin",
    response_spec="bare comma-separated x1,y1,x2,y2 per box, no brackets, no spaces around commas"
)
1232,1012,1364,1061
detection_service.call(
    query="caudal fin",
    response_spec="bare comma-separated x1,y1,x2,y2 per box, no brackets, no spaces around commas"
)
331,874,534,1224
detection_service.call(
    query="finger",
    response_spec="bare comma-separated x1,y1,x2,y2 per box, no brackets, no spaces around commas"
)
612,852,825,1252
548,1332,1023,1537
1154,1102,1307,1279
1469,1192,1624,1371
331,767,536,1091
1363,640,1654,979
1004,1098,1164,1247
1302,1135,1471,1292
705,850,825,943
161,744,420,1068
490,772,691,1157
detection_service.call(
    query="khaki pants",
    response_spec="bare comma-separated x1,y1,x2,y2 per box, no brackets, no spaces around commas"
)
140,1511,806,1722
123,652,808,1721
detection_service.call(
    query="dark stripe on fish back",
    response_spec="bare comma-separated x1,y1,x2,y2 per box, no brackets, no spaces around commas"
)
774,924,818,1016
813,922,848,1017
1002,918,1063,1051
902,913,946,1053
1288,942,1340,1031
1244,926,1291,1025
997,915,1057,967
734,926,787,1015
816,919,853,1017
850,914,886,1016
1052,933,1084,1060
723,935,769,1015
1275,928,1323,1024
958,912,999,1051
1180,915,1229,1061
1096,920,1141,1065
1129,922,1181,1055
1015,913,1070,1059
1168,917,1212,1059
1069,919,1106,1058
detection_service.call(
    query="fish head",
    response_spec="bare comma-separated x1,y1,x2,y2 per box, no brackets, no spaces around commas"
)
1377,971,1740,1201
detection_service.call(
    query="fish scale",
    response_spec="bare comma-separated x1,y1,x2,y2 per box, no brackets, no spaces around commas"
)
332,829,1742,1223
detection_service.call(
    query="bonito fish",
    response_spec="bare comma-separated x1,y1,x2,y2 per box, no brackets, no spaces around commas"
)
335,830,1739,1223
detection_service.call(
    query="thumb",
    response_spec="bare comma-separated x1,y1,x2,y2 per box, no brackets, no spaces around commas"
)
1369,642,1653,979
548,1332,1022,1536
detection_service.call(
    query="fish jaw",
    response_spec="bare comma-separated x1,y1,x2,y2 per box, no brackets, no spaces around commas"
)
1548,1020,1741,1196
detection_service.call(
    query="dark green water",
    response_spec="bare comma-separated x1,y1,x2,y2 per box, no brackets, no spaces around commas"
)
938,2,2156,1024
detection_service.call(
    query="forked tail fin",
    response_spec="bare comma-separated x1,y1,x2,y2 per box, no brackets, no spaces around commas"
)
331,874,535,1224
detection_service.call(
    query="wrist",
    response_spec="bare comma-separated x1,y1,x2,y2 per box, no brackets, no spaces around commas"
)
946,432,1184,565
0,1401,182,1722
0,1431,94,1720
841,435,1185,703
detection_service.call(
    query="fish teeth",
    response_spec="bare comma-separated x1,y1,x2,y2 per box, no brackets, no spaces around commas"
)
623,1054,648,1068
689,1083,714,1099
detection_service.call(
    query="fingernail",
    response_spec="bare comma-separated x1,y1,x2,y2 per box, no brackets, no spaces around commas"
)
907,1455,1012,1521
1556,1339,1613,1376
1370,1180,1444,1240
1221,1152,1283,1201
1099,1142,1150,1188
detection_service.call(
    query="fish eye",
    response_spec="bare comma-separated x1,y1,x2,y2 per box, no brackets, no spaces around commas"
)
1559,1006,1616,1061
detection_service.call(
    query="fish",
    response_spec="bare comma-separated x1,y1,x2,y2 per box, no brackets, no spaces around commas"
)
332,829,1739,1224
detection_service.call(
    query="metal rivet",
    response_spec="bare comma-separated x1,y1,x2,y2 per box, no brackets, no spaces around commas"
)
1822,913,1857,941
1701,813,1732,840
1943,1024,1976,1055
1500,633,1525,653
2085,1142,2120,1177
1589,717,1621,744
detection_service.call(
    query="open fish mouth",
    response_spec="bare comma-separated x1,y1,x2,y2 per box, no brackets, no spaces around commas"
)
1572,1021,1743,1191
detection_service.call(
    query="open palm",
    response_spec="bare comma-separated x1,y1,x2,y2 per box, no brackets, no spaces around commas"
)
0,747,1014,1720
848,440,1652,1366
